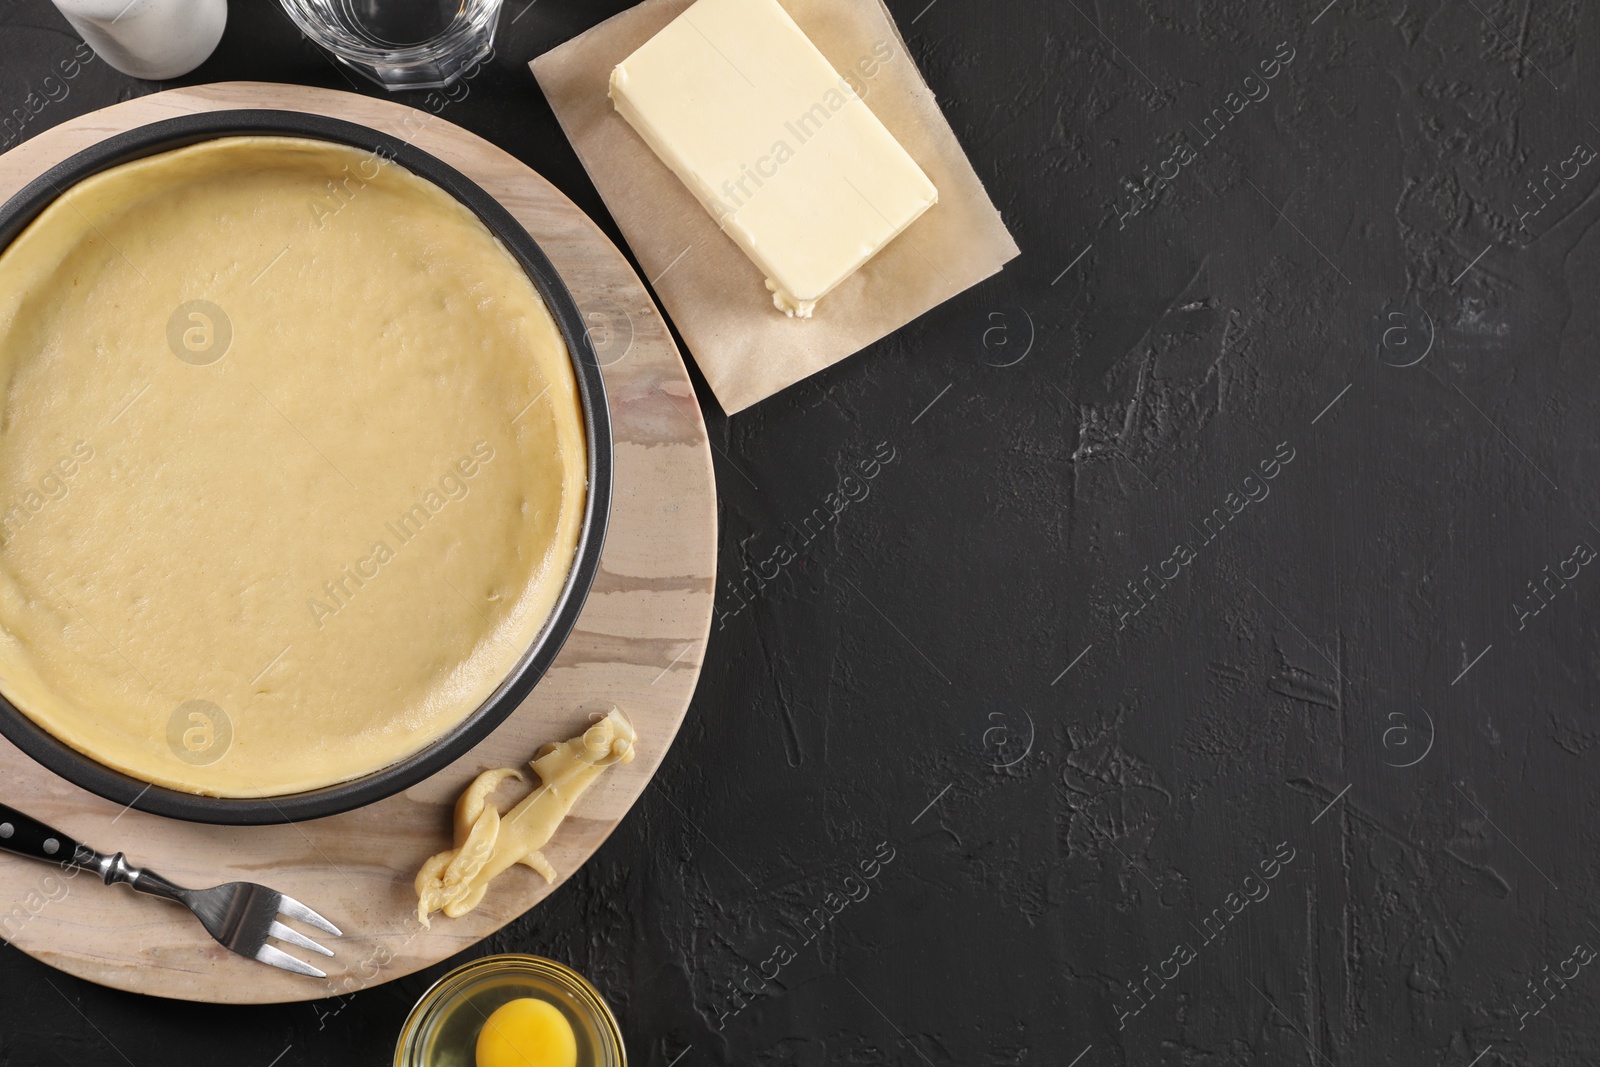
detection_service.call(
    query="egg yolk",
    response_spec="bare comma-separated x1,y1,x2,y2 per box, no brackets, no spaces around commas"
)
476,997,578,1067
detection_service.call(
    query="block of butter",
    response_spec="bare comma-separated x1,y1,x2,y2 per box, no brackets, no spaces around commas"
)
608,0,938,318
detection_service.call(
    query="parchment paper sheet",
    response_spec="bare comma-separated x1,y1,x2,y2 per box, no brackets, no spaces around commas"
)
530,0,1019,414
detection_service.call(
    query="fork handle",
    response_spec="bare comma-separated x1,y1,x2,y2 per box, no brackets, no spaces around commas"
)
0,802,84,868
0,802,186,901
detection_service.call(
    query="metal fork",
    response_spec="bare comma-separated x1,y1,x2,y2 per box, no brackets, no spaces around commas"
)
0,801,342,978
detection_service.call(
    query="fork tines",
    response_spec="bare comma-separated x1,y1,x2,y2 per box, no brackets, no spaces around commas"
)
254,894,343,978
278,894,343,937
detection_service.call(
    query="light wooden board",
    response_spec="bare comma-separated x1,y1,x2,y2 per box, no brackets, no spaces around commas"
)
0,82,716,1004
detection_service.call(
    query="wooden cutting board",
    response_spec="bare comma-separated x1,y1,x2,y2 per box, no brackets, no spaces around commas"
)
0,82,717,1004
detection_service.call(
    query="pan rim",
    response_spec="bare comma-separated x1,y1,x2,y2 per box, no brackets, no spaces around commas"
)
0,109,614,824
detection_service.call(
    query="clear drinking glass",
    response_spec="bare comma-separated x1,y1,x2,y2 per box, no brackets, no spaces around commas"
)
278,0,504,91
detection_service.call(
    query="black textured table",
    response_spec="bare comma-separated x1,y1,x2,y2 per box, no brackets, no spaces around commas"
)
0,1,1590,1064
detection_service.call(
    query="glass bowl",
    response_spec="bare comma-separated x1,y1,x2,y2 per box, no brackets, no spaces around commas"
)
278,0,504,90
395,954,627,1067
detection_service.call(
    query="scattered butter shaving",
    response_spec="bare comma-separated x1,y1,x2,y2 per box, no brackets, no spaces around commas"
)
454,766,523,843
414,708,637,925
413,851,455,927
440,805,501,908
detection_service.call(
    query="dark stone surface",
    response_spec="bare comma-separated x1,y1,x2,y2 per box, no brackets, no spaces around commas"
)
0,0,1593,1064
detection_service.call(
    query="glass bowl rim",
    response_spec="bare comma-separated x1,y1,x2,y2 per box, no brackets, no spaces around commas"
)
278,0,504,64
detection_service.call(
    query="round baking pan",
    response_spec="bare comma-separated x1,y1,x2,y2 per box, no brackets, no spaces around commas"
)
0,110,612,824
